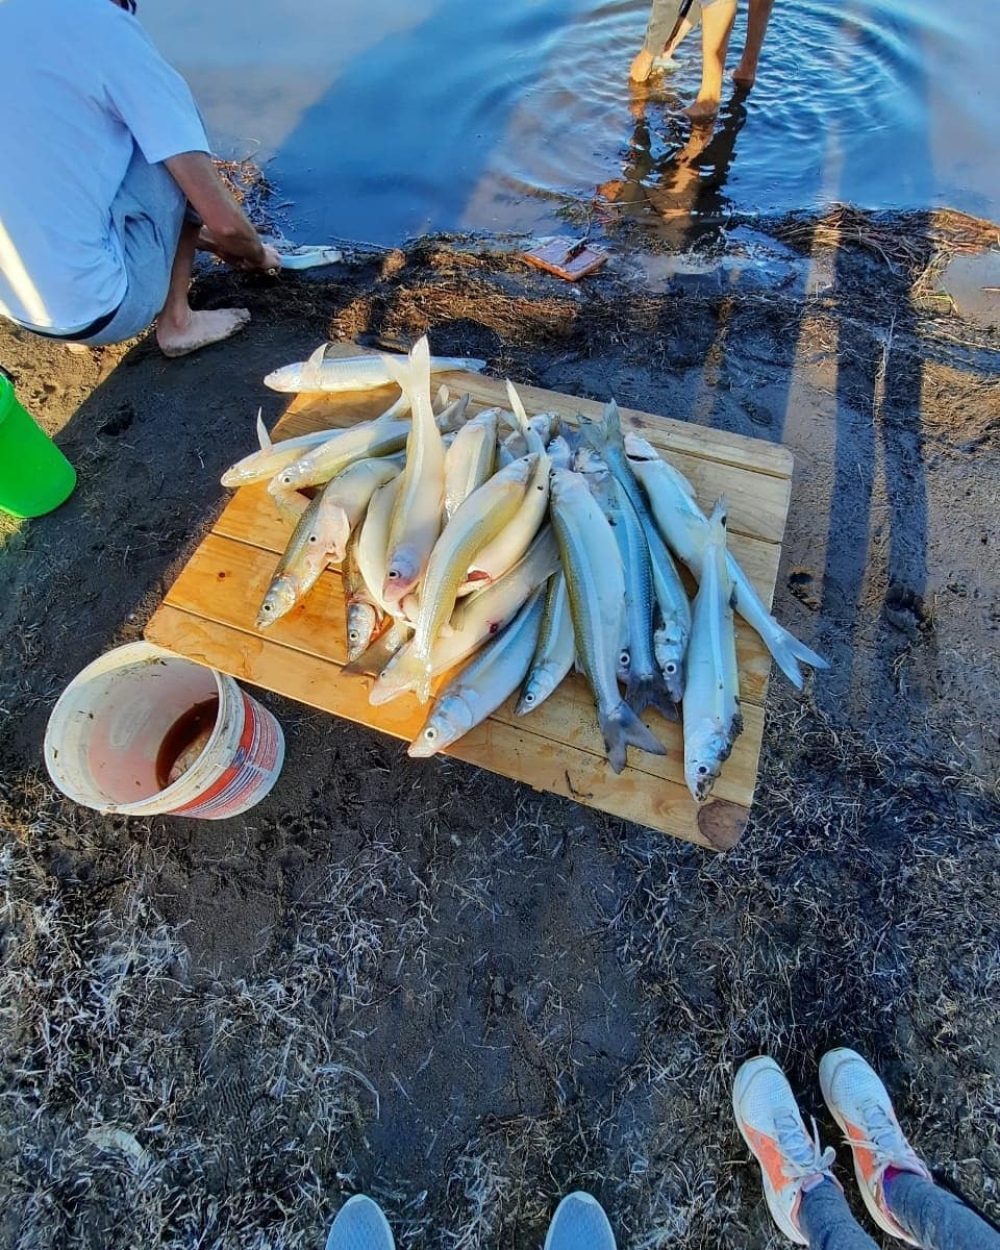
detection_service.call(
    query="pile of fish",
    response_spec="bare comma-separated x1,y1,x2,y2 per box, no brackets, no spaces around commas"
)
222,338,827,802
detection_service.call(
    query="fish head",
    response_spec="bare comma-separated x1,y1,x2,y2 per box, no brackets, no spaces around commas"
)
256,575,299,628
346,601,379,662
546,435,573,472
515,671,555,715
270,462,308,494
616,647,632,685
263,364,300,393
684,723,731,803
407,695,473,758
382,548,421,605
653,626,687,704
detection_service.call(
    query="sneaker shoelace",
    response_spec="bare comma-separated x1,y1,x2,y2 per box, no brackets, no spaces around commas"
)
850,1098,914,1174
774,1111,837,1182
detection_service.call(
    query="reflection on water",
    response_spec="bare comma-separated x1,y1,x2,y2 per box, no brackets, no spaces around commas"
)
140,0,998,244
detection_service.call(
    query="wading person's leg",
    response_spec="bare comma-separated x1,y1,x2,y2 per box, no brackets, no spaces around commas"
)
821,1049,1000,1250
154,217,250,357
631,0,693,81
684,0,737,118
733,0,775,87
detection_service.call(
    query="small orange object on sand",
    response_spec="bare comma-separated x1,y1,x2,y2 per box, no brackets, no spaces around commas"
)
522,237,609,282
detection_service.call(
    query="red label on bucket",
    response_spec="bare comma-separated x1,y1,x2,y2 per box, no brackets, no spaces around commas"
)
170,692,281,819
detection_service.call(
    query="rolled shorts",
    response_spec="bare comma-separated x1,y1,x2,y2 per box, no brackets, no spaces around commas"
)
79,143,188,345
23,143,188,345
642,0,727,54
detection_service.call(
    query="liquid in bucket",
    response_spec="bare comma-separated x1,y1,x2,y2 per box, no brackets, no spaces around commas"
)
44,643,284,819
0,373,77,518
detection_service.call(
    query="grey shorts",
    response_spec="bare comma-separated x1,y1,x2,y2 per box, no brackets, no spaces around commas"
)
80,144,188,345
643,0,726,53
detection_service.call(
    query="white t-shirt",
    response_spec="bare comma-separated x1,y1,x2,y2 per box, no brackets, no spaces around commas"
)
0,0,210,332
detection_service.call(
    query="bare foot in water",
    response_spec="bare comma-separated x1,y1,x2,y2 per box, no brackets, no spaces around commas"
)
732,59,757,88
156,307,251,358
683,94,721,121
630,48,655,82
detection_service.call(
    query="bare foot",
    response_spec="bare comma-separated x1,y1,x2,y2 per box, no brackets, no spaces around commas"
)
684,95,721,121
630,48,655,82
156,307,251,358
733,59,757,88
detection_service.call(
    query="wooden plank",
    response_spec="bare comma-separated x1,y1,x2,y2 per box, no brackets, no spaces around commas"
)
149,343,798,849
145,604,750,852
157,531,766,807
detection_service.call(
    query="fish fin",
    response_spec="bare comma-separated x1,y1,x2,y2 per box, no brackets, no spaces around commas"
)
255,407,271,451
302,342,328,390
343,628,404,677
761,624,829,688
367,645,428,706
380,335,431,401
603,398,627,450
273,489,310,526
433,384,450,412
625,672,679,722
599,701,668,774
437,392,471,432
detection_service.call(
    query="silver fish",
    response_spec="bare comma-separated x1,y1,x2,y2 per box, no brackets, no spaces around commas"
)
682,500,743,802
382,336,447,607
408,590,546,758
581,453,678,722
256,491,341,628
578,401,691,701
549,468,667,774
221,409,347,488
377,454,537,705
344,525,383,662
264,342,487,393
516,571,575,715
625,431,828,689
369,527,559,706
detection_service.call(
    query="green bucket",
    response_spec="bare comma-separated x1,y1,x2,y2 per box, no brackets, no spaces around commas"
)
0,372,77,518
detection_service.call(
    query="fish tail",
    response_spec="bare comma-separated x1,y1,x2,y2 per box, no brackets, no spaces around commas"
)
602,398,626,450
599,701,668,774
764,623,830,688
625,672,679,722
380,336,431,399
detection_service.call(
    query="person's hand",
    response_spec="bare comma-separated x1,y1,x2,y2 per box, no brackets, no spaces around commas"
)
259,243,282,273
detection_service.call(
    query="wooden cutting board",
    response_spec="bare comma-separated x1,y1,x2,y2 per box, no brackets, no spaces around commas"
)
146,346,799,851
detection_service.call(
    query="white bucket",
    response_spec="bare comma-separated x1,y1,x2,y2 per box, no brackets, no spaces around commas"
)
44,642,285,819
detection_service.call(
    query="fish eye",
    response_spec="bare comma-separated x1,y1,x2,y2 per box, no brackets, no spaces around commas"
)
262,603,272,613
665,662,677,674
309,534,318,543
387,569,398,580
425,727,437,741
523,692,535,705
697,764,708,775
619,651,630,667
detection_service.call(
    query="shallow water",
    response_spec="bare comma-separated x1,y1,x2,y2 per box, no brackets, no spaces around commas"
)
142,0,998,245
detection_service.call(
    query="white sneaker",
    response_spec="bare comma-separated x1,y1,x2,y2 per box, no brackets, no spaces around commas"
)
819,1048,932,1245
544,1191,617,1250
324,1194,396,1250
733,1056,838,1245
